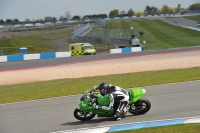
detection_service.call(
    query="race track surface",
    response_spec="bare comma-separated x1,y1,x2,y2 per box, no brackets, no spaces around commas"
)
161,17,199,28
0,81,200,133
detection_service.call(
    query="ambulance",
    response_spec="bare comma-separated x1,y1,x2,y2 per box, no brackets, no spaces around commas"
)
69,43,96,56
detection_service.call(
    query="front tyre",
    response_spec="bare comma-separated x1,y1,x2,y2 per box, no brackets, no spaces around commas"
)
129,98,151,115
73,108,96,121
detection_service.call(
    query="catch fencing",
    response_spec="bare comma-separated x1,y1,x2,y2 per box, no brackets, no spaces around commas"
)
71,19,135,47
95,19,107,28
71,23,91,40
72,29,139,47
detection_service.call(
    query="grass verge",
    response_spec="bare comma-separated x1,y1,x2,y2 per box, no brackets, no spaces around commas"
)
108,123,200,133
0,67,200,104
0,30,72,54
106,19,200,50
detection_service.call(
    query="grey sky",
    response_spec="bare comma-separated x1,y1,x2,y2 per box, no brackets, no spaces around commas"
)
0,0,199,21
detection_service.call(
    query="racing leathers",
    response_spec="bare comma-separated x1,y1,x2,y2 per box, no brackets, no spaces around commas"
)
94,84,129,120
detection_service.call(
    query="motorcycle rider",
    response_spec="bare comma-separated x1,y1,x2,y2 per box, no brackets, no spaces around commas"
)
197,22,200,27
93,82,129,120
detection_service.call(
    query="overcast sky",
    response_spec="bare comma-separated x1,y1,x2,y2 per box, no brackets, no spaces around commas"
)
0,0,199,21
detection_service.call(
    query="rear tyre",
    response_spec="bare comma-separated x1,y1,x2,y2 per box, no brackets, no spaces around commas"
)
73,108,96,121
129,98,151,115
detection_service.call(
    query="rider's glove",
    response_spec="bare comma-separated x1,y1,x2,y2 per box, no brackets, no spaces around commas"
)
91,93,98,98
93,103,100,109
90,86,98,93
93,86,98,90
94,105,100,109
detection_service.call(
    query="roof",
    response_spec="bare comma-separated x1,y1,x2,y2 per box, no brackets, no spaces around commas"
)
70,43,92,46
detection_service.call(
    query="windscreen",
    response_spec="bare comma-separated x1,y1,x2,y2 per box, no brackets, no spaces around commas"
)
84,46,92,49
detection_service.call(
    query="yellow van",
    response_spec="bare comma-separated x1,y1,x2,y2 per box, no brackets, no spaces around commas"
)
69,43,96,56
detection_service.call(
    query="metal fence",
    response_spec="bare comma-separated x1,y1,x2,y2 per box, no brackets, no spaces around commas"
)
72,28,140,47
70,18,140,47
0,46,37,56
85,29,136,40
74,37,130,45
71,26,136,47
71,23,91,40
95,19,107,28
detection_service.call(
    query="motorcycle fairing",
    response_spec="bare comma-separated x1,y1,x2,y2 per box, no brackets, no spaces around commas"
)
128,88,146,104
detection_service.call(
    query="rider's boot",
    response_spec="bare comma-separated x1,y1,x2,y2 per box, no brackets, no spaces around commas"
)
114,110,122,120
115,101,128,120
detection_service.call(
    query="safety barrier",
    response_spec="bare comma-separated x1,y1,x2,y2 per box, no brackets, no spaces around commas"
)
0,47,145,62
0,51,71,62
110,45,144,54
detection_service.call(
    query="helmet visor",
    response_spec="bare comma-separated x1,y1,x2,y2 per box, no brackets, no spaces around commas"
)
100,89,105,94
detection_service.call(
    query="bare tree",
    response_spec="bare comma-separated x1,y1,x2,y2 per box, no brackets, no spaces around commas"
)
65,11,71,20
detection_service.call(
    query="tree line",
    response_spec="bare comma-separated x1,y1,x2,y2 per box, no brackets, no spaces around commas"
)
0,3,199,24
109,3,200,17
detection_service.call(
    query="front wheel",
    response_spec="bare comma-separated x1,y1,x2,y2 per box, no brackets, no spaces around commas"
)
73,108,96,121
129,98,151,115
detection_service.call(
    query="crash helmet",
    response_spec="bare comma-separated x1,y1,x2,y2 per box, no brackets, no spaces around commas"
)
98,82,110,96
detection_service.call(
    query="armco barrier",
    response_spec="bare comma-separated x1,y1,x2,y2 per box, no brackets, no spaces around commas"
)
0,51,71,62
110,47,143,54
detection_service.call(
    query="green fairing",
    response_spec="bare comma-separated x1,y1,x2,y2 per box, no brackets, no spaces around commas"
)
79,100,92,116
93,109,115,116
128,88,146,104
94,94,114,116
97,94,110,106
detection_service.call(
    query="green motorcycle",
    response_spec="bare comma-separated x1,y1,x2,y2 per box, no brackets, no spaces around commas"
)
74,87,151,121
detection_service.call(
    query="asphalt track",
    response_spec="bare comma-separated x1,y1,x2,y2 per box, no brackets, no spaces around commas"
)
161,17,200,28
1,46,200,71
0,80,200,133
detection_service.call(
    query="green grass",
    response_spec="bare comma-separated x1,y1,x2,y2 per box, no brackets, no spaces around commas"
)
182,15,200,22
109,123,200,133
0,67,200,104
105,19,200,50
0,30,72,54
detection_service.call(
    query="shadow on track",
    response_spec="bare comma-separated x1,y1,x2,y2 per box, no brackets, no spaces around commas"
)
61,117,117,126
61,115,135,126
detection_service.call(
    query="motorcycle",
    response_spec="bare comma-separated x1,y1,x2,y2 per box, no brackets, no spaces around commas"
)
74,87,151,121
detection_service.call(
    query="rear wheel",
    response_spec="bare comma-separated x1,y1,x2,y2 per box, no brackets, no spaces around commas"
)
73,108,96,121
129,98,151,115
